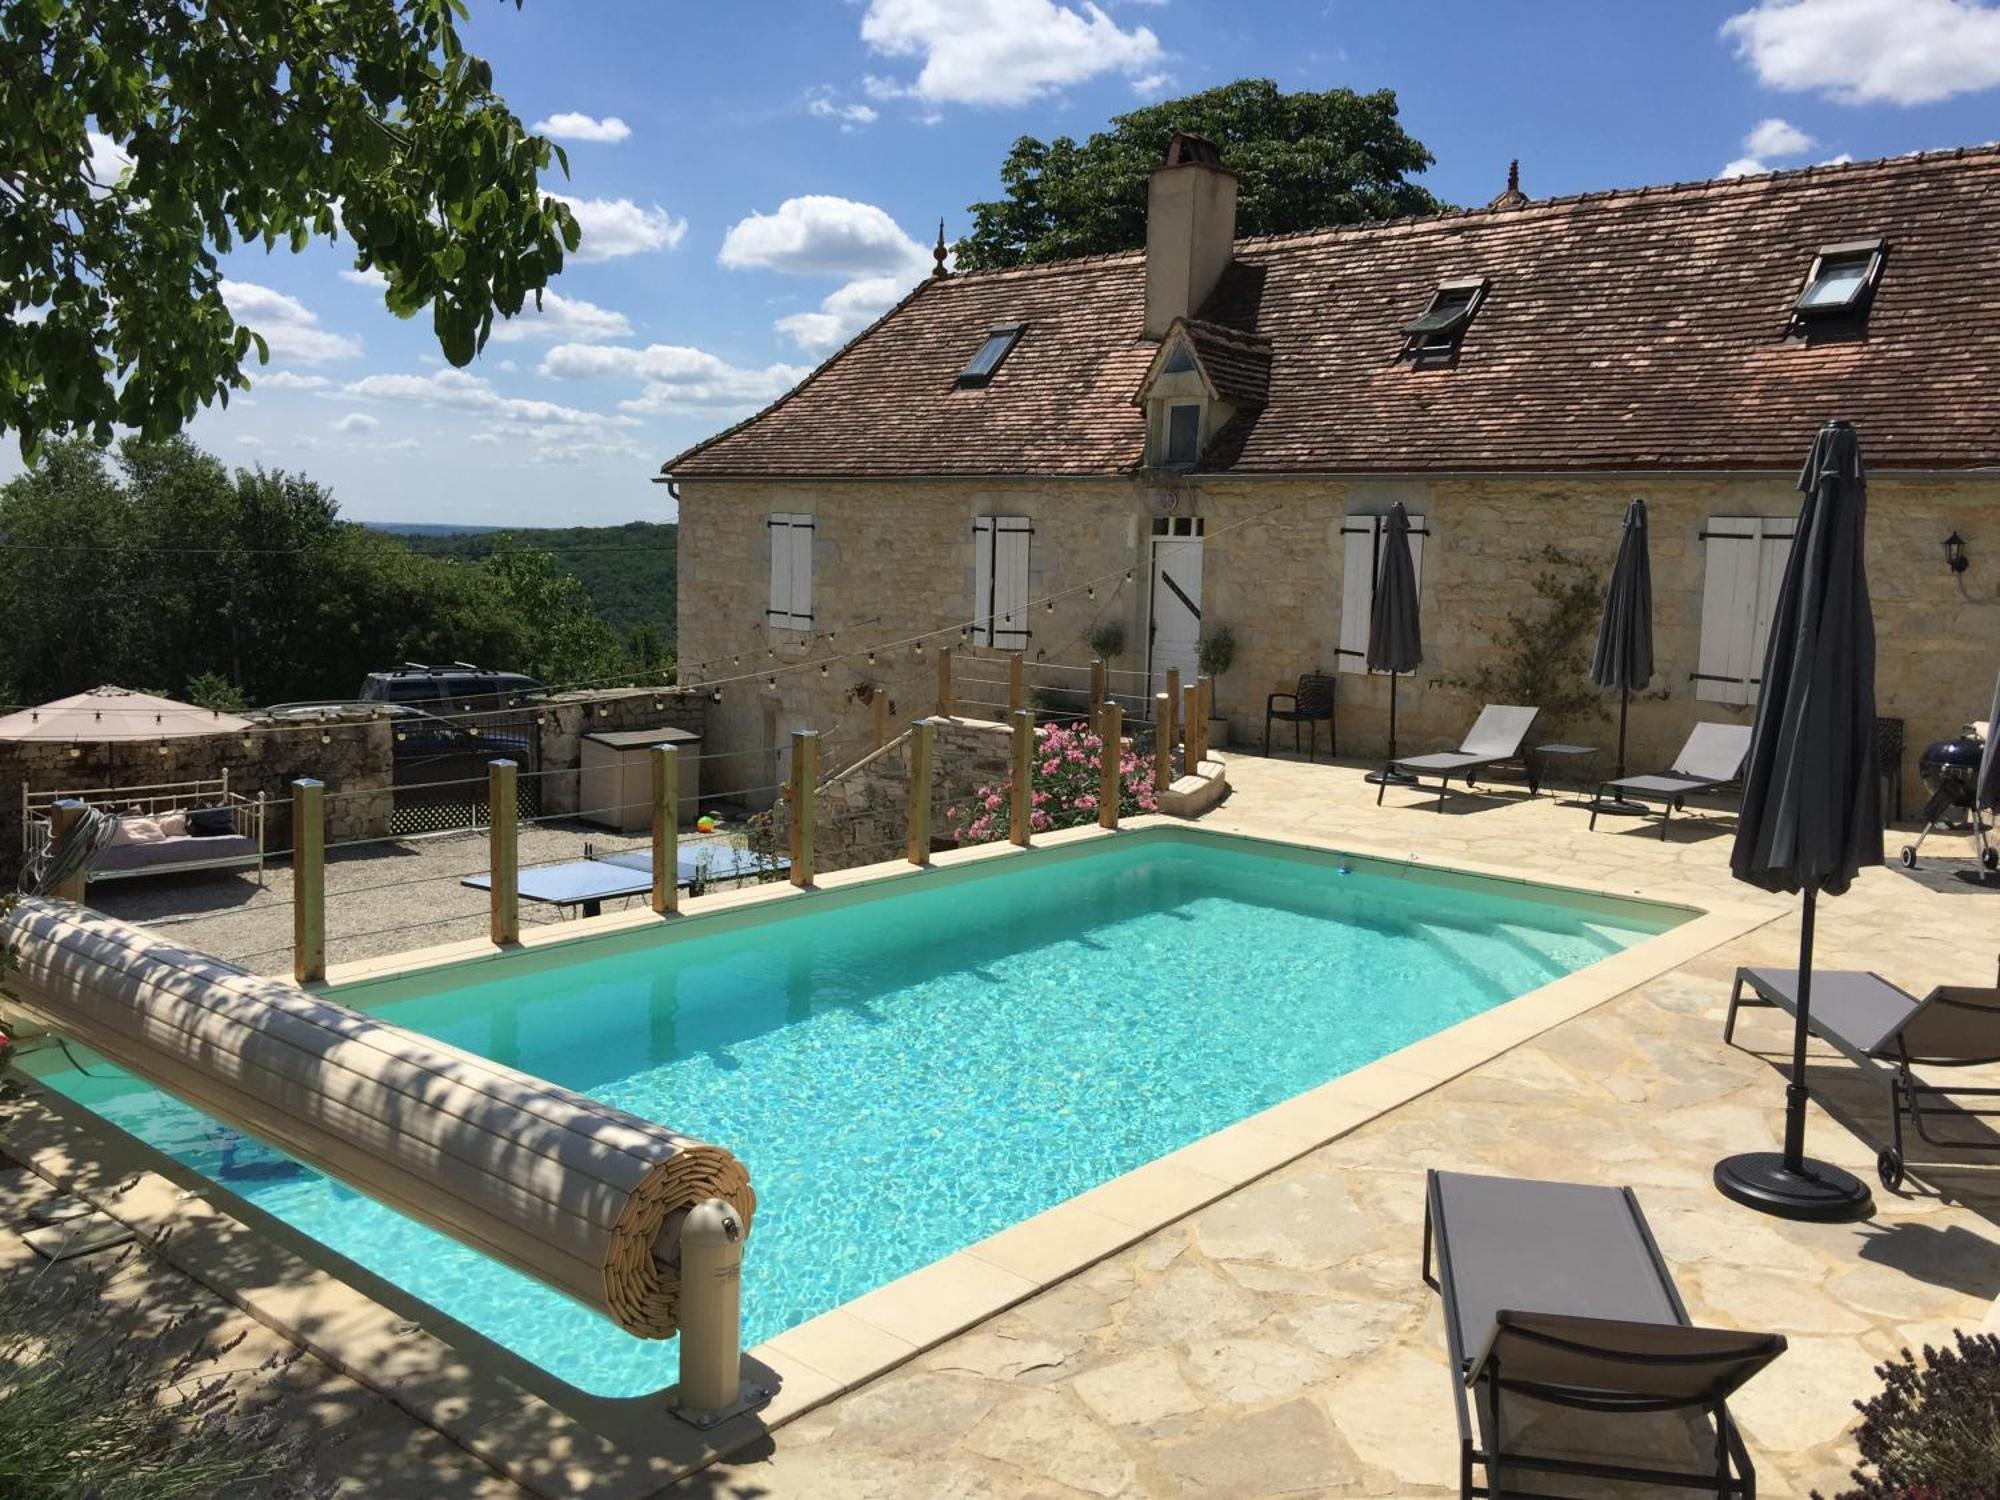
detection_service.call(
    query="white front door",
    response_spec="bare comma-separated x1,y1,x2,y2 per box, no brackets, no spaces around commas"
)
1149,533,1204,698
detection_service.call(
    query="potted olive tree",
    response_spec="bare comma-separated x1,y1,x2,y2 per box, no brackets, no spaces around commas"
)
1197,625,1236,749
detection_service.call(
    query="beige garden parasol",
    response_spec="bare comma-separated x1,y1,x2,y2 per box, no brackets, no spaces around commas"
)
0,685,253,742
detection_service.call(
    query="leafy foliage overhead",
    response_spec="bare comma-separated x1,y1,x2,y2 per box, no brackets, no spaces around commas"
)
955,79,1446,271
0,0,577,458
0,437,652,708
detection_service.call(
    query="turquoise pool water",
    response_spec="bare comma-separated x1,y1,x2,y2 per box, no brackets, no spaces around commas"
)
34,832,1681,1397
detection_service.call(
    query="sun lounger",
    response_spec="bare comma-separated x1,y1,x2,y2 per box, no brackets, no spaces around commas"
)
1423,1169,1785,1500
1590,722,1753,840
1378,704,1540,811
1725,962,2000,1189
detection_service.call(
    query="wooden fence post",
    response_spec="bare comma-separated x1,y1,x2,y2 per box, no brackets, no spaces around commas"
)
1090,657,1106,707
1008,652,1025,713
1183,683,1204,769
906,718,935,865
1165,667,1182,749
489,760,519,944
292,778,325,985
651,743,678,915
1154,692,1173,793
872,689,889,750
937,646,954,718
46,800,87,905
788,730,817,887
1098,703,1122,829
1010,709,1035,846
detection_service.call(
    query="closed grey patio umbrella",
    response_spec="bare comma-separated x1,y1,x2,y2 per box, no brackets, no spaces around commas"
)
1363,503,1423,786
1590,497,1653,786
1716,420,1882,1222
1978,664,2000,818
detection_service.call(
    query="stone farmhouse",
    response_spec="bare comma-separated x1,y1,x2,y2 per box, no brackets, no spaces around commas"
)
663,138,2000,810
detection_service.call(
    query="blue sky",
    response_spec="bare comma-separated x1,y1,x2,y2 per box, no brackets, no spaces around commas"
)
32,0,2000,528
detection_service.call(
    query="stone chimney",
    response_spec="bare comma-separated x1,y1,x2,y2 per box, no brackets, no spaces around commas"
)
1144,132,1238,340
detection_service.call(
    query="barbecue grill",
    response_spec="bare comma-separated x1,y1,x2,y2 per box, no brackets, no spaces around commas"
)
1899,733,1997,869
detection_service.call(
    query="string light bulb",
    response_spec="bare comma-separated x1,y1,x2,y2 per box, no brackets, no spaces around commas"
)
766,676,777,691
711,689,723,703
318,731,331,745
867,650,876,666
68,744,81,759
239,737,254,753
1086,585,1095,599
819,663,829,676
158,739,170,756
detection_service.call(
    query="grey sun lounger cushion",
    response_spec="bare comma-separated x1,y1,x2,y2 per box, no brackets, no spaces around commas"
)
1731,967,2000,1065
1424,1170,1783,1499
1395,704,1540,773
1602,722,1753,798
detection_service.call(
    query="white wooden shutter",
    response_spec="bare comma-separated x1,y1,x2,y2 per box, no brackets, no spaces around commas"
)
1696,516,1795,706
1336,516,1379,675
1336,513,1428,675
1748,517,1797,704
971,516,1032,648
765,514,813,630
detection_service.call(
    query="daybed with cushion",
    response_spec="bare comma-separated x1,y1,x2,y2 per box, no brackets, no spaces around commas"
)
23,777,265,884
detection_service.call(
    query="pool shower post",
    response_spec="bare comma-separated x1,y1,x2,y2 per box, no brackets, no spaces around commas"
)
1010,709,1035,846
906,718,935,864
788,731,817,887
651,744,678,914
670,1197,768,1428
292,778,325,985
488,760,519,946
1098,702,1122,829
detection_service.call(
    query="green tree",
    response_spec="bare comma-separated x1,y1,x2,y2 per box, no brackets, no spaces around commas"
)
956,79,1445,271
479,542,633,687
0,0,578,458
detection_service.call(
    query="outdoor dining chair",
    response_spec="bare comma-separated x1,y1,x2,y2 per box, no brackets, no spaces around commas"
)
1264,672,1337,760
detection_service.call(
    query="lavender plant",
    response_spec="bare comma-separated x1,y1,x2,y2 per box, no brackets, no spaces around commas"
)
0,1252,332,1499
1818,1331,2000,1500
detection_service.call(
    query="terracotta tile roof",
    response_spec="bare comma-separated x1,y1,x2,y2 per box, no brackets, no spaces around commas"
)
1178,320,1272,409
664,148,2000,478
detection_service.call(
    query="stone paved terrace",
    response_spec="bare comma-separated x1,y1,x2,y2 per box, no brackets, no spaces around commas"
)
673,751,2000,1500
6,748,2000,1497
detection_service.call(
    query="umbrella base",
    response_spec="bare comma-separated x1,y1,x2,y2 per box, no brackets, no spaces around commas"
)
1364,767,1418,786
1713,1151,1872,1222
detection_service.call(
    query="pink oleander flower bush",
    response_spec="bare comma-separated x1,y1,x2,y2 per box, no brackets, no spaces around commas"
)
950,720,1159,844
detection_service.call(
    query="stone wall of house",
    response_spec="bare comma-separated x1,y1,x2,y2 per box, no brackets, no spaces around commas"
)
677,472,2000,814
2,712,394,877
759,716,1016,874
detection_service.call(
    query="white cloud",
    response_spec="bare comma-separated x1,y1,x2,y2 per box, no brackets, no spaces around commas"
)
1129,70,1176,96
1744,116,1814,156
220,279,361,363
339,267,388,289
85,131,132,194
236,436,264,448
531,111,633,144
549,194,688,262
341,368,635,428
775,275,910,353
539,343,810,414
1820,151,1855,164
807,87,880,130
258,371,331,391
1719,156,1771,177
376,437,421,452
488,291,633,345
719,196,929,278
331,412,379,433
1722,0,2000,104
858,0,1167,106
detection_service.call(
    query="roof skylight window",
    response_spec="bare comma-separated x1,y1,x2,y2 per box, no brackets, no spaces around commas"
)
1401,278,1488,362
1793,238,1884,320
957,323,1024,386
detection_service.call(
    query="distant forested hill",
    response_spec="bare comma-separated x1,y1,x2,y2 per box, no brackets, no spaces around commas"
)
379,521,678,646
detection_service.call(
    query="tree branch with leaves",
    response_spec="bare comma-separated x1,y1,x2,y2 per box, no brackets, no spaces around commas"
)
0,0,577,458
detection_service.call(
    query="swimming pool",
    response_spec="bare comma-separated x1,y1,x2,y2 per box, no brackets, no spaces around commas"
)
29,827,1687,1398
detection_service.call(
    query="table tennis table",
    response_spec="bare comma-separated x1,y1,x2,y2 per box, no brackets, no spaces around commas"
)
461,842,780,918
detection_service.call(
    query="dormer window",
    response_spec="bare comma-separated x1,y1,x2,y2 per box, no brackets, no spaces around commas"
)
957,323,1024,386
1161,343,1197,375
1794,238,1884,321
1164,401,1202,467
1401,278,1489,363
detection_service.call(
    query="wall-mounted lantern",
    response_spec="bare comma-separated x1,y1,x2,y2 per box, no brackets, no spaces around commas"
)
1944,531,1969,574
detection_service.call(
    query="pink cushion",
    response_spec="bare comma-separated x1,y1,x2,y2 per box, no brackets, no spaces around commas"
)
111,816,166,847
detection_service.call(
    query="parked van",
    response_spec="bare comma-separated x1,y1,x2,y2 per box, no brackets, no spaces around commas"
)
358,663,542,711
